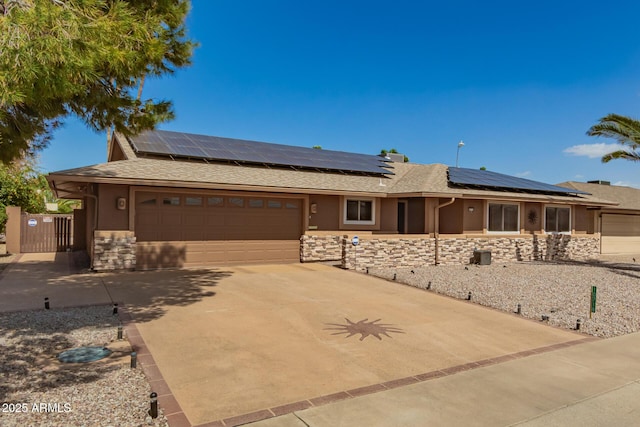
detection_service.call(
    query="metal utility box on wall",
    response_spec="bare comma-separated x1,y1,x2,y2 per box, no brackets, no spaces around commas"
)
473,249,491,265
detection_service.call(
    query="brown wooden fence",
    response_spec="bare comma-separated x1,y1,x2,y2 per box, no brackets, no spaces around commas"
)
20,214,73,253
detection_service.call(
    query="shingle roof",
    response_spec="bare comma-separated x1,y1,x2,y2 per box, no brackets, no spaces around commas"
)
557,182,640,211
50,157,400,195
45,133,616,206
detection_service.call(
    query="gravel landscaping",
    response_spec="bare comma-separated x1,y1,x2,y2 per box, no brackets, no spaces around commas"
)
369,255,640,339
0,305,168,427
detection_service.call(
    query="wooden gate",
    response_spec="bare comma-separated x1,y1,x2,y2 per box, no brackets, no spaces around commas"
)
20,214,73,253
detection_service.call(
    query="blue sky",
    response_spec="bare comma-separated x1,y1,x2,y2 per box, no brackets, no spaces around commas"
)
40,1,640,187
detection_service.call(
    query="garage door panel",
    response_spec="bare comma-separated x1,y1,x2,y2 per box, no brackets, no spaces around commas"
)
183,228,205,241
135,193,302,266
601,214,640,254
160,213,183,227
183,214,206,226
161,229,183,241
602,215,640,236
601,237,640,254
139,214,161,226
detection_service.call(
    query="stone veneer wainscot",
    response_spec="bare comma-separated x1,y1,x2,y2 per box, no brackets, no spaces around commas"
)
300,234,342,262
93,231,136,271
337,234,600,272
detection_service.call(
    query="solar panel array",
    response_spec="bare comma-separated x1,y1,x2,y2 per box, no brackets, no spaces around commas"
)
129,130,393,175
448,167,590,195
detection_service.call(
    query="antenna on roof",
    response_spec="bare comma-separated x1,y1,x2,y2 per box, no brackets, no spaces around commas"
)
456,140,465,168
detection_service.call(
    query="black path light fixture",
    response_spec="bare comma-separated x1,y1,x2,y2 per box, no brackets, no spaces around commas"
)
149,392,158,418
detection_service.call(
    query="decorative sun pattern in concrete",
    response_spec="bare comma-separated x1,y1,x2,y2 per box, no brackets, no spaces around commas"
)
325,318,405,341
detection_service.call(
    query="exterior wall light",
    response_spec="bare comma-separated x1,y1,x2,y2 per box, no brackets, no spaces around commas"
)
468,206,475,213
117,197,127,210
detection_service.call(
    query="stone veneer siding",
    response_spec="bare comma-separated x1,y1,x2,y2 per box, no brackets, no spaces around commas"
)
93,231,136,271
300,234,342,262
340,235,600,272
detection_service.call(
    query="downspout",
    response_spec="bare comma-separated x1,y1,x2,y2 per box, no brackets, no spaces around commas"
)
434,197,456,265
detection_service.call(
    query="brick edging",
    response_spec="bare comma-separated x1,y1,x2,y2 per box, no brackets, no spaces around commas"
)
118,305,191,427
193,336,597,427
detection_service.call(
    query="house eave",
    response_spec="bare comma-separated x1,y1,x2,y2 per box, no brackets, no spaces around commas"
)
47,174,388,198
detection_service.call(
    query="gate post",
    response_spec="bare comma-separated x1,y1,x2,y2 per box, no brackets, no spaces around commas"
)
5,206,21,254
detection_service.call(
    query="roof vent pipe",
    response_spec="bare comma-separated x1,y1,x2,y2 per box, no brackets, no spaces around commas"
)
386,153,406,163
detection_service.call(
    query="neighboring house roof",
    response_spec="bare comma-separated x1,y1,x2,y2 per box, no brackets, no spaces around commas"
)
557,182,640,211
46,131,616,207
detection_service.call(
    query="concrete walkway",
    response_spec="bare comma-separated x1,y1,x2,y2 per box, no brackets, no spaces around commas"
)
246,331,640,426
0,252,111,312
2,253,640,427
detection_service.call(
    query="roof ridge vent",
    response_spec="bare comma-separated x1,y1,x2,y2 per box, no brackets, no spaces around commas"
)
587,180,610,185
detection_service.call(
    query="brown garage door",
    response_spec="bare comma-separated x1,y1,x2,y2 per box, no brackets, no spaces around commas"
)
601,214,640,254
135,192,302,268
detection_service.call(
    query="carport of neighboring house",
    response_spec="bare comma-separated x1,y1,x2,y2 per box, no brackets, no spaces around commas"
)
600,213,640,254
558,181,640,254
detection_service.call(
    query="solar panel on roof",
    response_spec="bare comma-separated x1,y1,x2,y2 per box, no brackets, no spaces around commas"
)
448,167,590,195
129,130,393,175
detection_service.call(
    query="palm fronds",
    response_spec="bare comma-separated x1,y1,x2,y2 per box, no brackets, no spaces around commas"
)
587,114,640,163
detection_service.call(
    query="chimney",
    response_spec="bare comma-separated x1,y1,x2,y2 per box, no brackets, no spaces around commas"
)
587,180,610,185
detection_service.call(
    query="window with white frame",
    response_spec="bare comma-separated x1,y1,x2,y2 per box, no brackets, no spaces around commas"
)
488,202,519,232
344,198,374,224
545,206,571,233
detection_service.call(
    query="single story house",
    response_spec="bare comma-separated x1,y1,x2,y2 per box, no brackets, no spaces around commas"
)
46,130,616,271
557,181,640,254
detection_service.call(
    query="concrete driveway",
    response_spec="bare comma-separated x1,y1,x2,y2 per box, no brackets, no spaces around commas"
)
99,263,582,426
6,254,640,427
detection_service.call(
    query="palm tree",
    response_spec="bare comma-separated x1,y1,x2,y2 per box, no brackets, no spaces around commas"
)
586,113,640,162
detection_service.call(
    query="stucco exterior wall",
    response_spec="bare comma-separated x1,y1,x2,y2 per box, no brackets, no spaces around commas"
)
573,205,588,233
463,199,483,233
97,184,129,230
308,195,340,230
5,206,21,254
524,202,542,233
407,198,426,234
379,198,398,232
439,200,463,234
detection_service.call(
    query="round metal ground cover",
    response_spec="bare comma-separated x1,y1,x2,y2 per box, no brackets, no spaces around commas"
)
57,346,112,363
